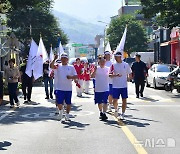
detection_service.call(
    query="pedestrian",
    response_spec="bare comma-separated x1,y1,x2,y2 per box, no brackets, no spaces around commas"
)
104,51,113,112
43,60,53,99
51,59,61,115
74,58,84,97
172,58,177,65
5,59,20,108
83,62,91,94
0,71,3,106
132,54,148,98
110,52,132,120
91,56,109,121
50,53,78,121
19,58,33,103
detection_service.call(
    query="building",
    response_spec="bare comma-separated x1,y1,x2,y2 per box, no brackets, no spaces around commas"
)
170,27,180,65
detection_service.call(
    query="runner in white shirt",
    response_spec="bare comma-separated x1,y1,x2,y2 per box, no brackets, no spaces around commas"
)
110,52,132,120
104,51,113,112
91,56,109,121
50,53,78,121
52,59,61,115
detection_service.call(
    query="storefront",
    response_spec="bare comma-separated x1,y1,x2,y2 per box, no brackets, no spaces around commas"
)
170,27,180,66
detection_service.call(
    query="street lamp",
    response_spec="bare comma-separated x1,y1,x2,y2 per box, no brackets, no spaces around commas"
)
97,21,109,49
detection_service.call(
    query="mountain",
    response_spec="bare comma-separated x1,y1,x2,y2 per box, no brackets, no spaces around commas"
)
52,10,104,44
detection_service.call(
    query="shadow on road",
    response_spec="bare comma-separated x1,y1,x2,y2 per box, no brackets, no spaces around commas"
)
61,120,90,130
104,120,121,129
0,103,83,125
139,97,159,102
123,119,150,127
0,141,12,150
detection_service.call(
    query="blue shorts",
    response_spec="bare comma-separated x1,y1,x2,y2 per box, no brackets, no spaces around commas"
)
95,91,109,104
93,79,95,88
56,90,72,105
113,88,128,99
109,84,113,96
54,90,58,95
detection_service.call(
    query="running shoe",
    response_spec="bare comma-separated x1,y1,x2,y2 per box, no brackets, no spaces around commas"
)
99,112,104,119
57,110,63,121
114,111,119,118
102,113,108,121
65,114,70,121
120,113,125,120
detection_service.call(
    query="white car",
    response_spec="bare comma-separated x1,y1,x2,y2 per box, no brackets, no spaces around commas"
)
146,64,176,89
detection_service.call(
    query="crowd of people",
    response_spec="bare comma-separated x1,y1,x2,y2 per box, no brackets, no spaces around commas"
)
1,51,148,122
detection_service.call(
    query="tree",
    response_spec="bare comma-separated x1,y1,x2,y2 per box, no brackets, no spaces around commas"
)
0,0,10,13
107,15,148,55
5,0,68,56
140,0,180,28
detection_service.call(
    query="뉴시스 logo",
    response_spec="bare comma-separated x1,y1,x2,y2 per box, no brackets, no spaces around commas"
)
134,138,176,148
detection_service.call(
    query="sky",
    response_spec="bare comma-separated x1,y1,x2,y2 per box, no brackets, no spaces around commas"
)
53,0,123,24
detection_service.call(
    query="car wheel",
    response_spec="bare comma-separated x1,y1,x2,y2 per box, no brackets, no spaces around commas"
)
146,79,150,87
153,78,157,89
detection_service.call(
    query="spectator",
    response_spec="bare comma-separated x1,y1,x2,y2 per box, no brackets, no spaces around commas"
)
19,58,33,103
5,59,20,108
43,60,53,99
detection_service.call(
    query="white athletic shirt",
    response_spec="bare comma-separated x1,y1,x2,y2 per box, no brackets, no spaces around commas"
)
54,64,77,91
95,66,109,92
105,60,113,84
54,68,58,91
111,61,132,88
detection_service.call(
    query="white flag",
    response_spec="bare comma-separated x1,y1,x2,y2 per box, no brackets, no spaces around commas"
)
49,46,54,62
49,46,54,77
115,26,127,56
25,39,38,77
98,38,104,55
33,38,48,80
57,41,64,57
105,41,112,53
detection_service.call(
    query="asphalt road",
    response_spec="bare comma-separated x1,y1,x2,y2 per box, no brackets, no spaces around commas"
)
0,82,180,154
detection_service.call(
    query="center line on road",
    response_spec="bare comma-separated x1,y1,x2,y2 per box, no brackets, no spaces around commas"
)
110,113,147,154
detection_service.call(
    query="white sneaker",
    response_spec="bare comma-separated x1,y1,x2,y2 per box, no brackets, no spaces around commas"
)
108,104,112,112
65,114,70,121
57,110,63,121
120,113,125,120
55,107,59,115
114,111,119,118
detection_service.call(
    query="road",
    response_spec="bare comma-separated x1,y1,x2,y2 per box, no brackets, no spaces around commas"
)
0,82,180,154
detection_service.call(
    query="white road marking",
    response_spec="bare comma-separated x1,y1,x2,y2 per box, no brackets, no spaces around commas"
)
0,109,16,121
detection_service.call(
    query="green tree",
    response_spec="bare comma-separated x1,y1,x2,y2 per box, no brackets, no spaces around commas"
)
0,0,10,13
107,15,148,55
140,0,180,28
6,0,68,56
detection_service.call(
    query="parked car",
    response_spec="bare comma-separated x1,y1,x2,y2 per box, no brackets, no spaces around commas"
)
164,66,180,93
146,64,177,89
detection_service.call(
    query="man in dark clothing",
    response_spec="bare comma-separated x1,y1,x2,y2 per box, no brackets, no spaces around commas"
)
132,54,148,98
43,60,53,99
20,59,33,103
